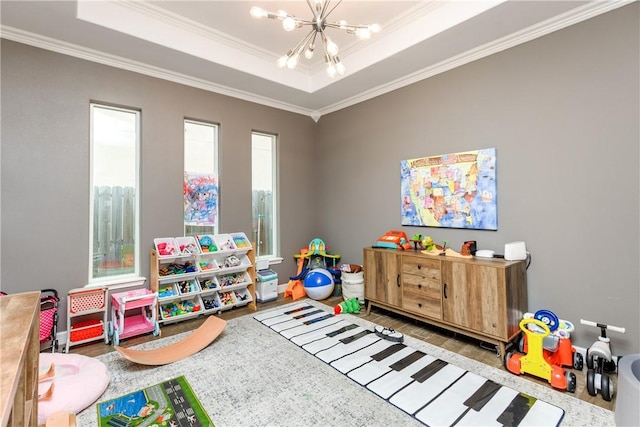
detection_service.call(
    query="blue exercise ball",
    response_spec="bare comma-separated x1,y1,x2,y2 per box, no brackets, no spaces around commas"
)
304,268,334,300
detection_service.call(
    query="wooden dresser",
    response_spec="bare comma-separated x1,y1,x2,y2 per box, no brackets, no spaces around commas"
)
0,291,40,426
364,247,528,356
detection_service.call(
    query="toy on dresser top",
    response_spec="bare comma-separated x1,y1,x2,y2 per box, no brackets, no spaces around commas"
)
419,237,473,258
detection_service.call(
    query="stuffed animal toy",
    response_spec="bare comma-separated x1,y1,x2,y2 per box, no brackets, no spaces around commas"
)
334,297,361,315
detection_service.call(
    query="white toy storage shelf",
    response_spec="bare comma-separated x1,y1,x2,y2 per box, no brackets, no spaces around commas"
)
150,233,256,324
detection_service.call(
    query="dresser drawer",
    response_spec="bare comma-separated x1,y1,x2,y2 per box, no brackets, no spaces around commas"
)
402,273,442,319
402,256,441,280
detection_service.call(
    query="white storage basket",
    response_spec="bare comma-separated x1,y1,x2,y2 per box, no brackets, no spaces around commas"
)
341,271,364,303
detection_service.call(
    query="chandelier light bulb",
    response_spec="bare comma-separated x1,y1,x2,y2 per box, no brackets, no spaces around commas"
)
335,58,345,75
286,53,300,69
250,6,267,19
326,39,339,56
282,16,297,32
304,45,315,59
326,63,337,78
355,27,371,40
369,24,381,33
277,54,289,68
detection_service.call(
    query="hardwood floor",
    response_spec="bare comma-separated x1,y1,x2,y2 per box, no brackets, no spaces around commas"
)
67,294,615,412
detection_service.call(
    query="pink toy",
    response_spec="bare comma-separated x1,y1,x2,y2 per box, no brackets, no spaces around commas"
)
38,353,110,425
109,288,160,346
156,242,177,256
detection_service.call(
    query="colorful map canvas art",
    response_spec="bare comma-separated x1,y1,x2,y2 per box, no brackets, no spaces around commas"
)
401,148,497,230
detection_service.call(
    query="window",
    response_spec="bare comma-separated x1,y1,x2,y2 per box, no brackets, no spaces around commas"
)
184,120,219,237
90,104,140,282
252,132,278,258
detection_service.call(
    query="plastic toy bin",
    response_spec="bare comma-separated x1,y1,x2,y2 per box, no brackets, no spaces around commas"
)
69,319,104,342
231,232,252,251
158,284,179,300
196,234,218,253
160,295,203,321
154,237,180,257
175,236,201,255
176,279,201,296
216,291,237,310
218,271,251,289
233,288,253,307
198,276,219,293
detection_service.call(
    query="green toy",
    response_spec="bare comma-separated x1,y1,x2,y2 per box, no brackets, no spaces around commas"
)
422,236,436,251
334,297,361,314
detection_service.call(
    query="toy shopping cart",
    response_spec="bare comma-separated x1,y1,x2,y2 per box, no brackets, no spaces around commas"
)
39,289,60,352
109,288,160,346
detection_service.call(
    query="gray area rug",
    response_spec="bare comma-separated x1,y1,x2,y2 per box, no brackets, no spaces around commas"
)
78,299,614,426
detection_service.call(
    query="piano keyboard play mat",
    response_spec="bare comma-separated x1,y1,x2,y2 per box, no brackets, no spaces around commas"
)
254,303,565,427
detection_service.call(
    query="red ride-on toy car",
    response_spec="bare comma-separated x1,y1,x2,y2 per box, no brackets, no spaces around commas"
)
517,310,584,371
505,317,577,392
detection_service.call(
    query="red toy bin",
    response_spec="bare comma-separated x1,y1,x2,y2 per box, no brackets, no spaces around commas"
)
69,319,104,342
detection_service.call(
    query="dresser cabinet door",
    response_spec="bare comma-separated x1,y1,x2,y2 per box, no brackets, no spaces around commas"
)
441,260,507,339
363,249,402,308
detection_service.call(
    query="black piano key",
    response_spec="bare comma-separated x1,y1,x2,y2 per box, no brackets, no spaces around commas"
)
293,308,324,319
463,380,501,411
283,304,315,315
340,329,372,344
412,359,448,383
371,343,407,361
389,350,426,371
326,323,359,337
304,313,335,324
496,392,536,427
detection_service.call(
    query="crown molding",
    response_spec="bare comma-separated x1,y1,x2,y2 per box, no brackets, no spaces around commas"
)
316,0,635,117
0,26,318,119
1,0,632,122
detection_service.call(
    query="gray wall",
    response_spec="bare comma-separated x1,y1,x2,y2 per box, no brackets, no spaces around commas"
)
315,3,639,354
1,39,318,327
2,3,638,354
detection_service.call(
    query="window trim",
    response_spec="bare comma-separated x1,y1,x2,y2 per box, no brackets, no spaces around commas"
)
252,130,279,261
88,103,141,285
183,118,220,237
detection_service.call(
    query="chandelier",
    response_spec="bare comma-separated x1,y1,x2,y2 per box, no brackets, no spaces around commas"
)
250,0,380,77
